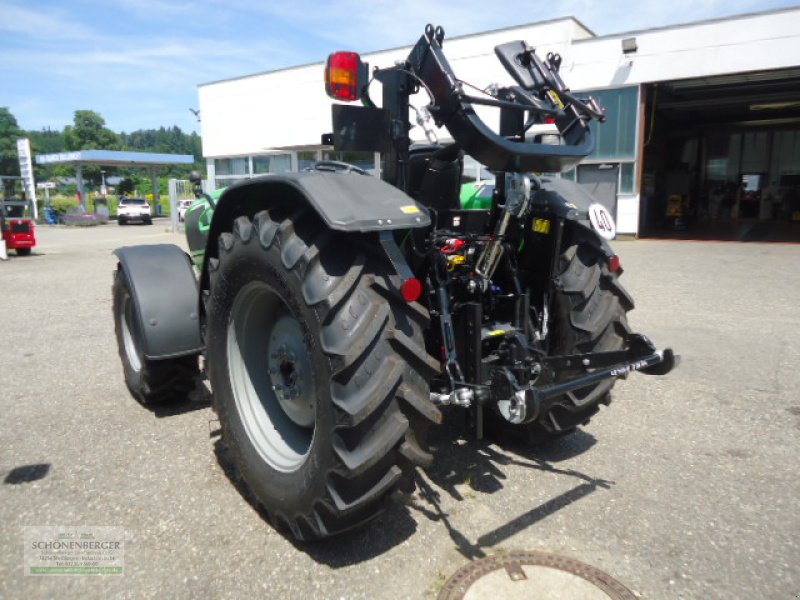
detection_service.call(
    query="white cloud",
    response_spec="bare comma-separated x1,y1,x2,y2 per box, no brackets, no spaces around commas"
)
3,0,797,133
0,1,97,40
216,0,797,46
114,0,194,16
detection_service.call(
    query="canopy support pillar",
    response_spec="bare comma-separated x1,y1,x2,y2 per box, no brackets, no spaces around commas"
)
75,165,85,209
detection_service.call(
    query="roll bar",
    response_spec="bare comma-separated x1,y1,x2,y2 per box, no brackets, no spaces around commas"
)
405,25,604,173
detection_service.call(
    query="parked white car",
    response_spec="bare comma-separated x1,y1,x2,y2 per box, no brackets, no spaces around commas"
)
177,199,195,222
117,197,152,225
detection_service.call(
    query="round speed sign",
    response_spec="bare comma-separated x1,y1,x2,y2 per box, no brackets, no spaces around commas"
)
588,203,616,240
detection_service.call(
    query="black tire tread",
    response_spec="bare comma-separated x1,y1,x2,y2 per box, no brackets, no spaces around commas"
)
488,227,632,444
112,268,199,406
537,230,631,435
210,209,440,539
136,358,198,404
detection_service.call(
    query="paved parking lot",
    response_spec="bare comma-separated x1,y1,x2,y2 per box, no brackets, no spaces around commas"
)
1,222,798,599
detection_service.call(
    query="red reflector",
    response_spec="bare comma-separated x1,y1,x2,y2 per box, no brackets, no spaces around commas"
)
440,238,464,254
325,51,362,102
401,278,423,302
544,116,556,124
609,255,621,273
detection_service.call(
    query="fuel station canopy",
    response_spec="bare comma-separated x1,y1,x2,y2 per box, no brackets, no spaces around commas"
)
35,149,194,206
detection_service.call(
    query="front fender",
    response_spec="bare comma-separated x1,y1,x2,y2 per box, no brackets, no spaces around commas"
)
113,244,203,360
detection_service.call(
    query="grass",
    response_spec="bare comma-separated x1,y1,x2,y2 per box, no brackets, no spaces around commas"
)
37,194,173,220
427,572,448,597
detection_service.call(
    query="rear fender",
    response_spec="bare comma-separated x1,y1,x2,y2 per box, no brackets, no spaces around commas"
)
113,244,203,360
533,177,616,258
200,172,431,288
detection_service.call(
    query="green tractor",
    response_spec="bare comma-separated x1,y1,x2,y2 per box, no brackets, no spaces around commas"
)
112,25,676,540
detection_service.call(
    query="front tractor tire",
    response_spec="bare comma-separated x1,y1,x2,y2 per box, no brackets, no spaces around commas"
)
112,268,199,405
206,209,439,540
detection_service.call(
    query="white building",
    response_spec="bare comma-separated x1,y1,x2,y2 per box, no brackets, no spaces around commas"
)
198,8,800,235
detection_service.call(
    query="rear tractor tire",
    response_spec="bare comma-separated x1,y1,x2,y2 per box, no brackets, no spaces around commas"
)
112,267,199,405
490,225,634,444
206,208,440,540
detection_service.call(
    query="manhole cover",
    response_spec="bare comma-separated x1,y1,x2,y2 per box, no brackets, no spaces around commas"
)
438,550,638,600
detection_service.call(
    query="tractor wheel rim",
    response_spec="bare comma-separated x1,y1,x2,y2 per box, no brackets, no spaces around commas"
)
267,315,316,429
121,292,142,372
227,281,315,472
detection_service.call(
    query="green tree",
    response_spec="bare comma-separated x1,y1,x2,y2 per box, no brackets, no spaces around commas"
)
28,127,66,155
119,125,204,181
64,110,119,151
64,110,120,186
28,127,67,182
117,178,135,196
0,107,23,177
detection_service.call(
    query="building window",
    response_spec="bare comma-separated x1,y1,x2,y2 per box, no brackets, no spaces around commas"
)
297,151,319,171
771,130,800,182
584,86,639,161
214,157,248,177
740,131,769,173
705,132,742,183
253,153,292,174
215,176,247,187
461,156,483,182
620,162,635,194
322,151,376,173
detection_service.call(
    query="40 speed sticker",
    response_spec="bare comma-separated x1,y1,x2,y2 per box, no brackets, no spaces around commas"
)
588,203,616,240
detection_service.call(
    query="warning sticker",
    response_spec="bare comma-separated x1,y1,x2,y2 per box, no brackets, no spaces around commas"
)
532,218,551,234
400,205,420,214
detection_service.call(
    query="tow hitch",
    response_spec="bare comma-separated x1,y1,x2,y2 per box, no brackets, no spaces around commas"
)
489,335,679,425
534,334,678,405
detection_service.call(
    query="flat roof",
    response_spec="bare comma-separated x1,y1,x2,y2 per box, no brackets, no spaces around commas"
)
199,16,593,88
576,6,800,43
197,7,799,89
35,149,194,167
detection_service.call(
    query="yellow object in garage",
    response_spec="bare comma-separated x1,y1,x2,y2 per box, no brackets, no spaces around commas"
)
666,194,685,217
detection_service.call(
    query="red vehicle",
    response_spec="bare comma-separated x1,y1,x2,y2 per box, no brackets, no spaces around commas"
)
1,199,36,256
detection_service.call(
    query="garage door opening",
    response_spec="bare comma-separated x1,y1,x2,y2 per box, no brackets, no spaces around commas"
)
640,68,800,241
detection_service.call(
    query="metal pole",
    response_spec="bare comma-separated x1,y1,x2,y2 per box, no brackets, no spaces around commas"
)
168,178,178,232
76,165,85,209
149,167,159,217
375,68,411,191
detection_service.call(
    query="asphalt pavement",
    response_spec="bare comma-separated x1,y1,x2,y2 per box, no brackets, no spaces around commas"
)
1,222,798,599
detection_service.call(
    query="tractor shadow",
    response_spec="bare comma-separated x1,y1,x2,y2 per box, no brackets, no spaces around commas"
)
404,416,613,560
147,382,213,418
291,502,420,565
230,413,612,568
211,436,420,564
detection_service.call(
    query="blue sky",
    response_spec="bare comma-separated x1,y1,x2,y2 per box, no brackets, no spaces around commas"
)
1,0,797,135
